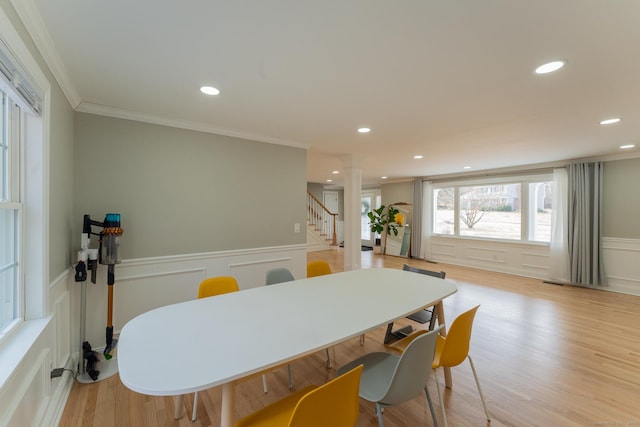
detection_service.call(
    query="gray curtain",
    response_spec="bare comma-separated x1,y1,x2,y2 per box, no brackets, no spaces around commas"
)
567,162,607,287
411,179,422,258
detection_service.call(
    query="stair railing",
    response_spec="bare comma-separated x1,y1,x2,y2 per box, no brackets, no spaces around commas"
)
307,191,338,246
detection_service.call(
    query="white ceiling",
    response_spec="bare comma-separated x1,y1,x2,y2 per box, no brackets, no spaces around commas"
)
25,0,640,186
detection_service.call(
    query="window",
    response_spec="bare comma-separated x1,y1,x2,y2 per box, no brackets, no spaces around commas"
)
0,90,21,335
433,175,553,243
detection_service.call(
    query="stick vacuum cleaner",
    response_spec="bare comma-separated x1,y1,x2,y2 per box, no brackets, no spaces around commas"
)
79,213,124,363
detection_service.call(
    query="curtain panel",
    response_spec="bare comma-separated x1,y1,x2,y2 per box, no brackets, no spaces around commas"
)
549,168,569,282
411,179,423,258
567,162,607,287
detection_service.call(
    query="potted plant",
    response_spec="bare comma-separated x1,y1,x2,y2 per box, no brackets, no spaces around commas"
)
367,205,400,253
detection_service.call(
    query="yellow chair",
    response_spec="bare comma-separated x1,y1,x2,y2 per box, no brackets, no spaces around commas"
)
389,305,490,427
236,364,363,427
305,261,333,368
197,276,239,298
306,260,332,278
192,276,240,422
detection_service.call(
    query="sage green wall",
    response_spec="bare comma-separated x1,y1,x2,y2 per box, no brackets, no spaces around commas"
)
1,0,76,280
382,182,414,208
48,85,75,278
74,113,307,259
603,157,640,239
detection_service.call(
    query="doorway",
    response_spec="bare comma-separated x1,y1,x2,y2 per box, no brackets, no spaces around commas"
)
361,190,381,247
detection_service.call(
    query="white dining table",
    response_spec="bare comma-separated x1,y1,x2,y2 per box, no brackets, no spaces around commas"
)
117,267,457,427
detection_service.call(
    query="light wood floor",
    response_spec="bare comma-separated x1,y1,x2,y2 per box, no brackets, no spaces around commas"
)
59,249,640,427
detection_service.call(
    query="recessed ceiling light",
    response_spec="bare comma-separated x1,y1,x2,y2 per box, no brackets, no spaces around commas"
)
535,60,566,74
200,86,220,95
620,144,635,149
326,179,333,182
413,155,423,159
357,127,371,133
381,176,388,179
600,118,621,125
332,170,339,174
463,166,472,169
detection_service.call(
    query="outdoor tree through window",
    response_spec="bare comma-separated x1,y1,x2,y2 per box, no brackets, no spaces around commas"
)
433,177,553,243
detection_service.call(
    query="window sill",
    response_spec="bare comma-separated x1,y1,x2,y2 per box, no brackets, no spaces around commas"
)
431,234,550,247
0,317,52,389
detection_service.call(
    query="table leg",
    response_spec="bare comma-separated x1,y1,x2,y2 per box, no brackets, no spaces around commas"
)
434,301,453,389
173,395,184,419
221,382,236,427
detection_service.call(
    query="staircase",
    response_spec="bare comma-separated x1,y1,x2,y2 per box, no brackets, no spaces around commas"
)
307,191,338,250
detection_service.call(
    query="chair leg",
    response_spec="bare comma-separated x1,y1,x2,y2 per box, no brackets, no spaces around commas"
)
262,374,268,394
467,355,491,422
434,369,448,427
191,391,198,422
287,364,293,390
375,402,385,427
428,309,437,330
325,348,332,368
424,386,439,427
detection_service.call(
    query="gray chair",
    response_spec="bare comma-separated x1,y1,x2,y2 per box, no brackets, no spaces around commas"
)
383,264,446,344
265,267,295,285
263,267,333,391
337,326,444,427
263,267,296,391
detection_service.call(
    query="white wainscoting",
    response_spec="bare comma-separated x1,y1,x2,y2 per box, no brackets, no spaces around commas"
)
429,236,551,279
602,237,640,296
1,271,74,427
73,244,308,357
429,236,640,296
0,244,307,427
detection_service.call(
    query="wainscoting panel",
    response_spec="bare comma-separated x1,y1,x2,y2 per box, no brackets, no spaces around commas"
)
466,245,507,264
429,236,640,296
50,281,71,373
602,237,640,296
113,268,207,332
429,236,551,279
72,244,308,353
228,257,293,289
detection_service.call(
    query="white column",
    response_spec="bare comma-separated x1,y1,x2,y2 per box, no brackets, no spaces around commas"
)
342,155,362,271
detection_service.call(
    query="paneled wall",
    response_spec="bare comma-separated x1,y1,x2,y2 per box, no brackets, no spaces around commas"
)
0,244,306,426
429,236,640,296
75,245,307,350
0,273,73,427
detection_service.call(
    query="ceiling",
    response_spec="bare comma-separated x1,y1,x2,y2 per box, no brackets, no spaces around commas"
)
24,0,640,186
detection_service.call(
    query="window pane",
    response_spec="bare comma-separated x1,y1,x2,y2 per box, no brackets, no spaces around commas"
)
0,208,18,331
529,182,553,242
458,183,521,240
434,188,454,235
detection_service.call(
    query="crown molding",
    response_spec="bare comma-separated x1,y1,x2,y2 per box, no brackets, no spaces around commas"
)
76,102,310,149
10,0,81,108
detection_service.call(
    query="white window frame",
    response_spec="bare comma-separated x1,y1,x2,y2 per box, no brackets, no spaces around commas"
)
432,173,554,244
0,92,24,337
0,7,49,344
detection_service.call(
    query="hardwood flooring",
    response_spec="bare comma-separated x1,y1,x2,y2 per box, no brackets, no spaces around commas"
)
59,249,640,426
